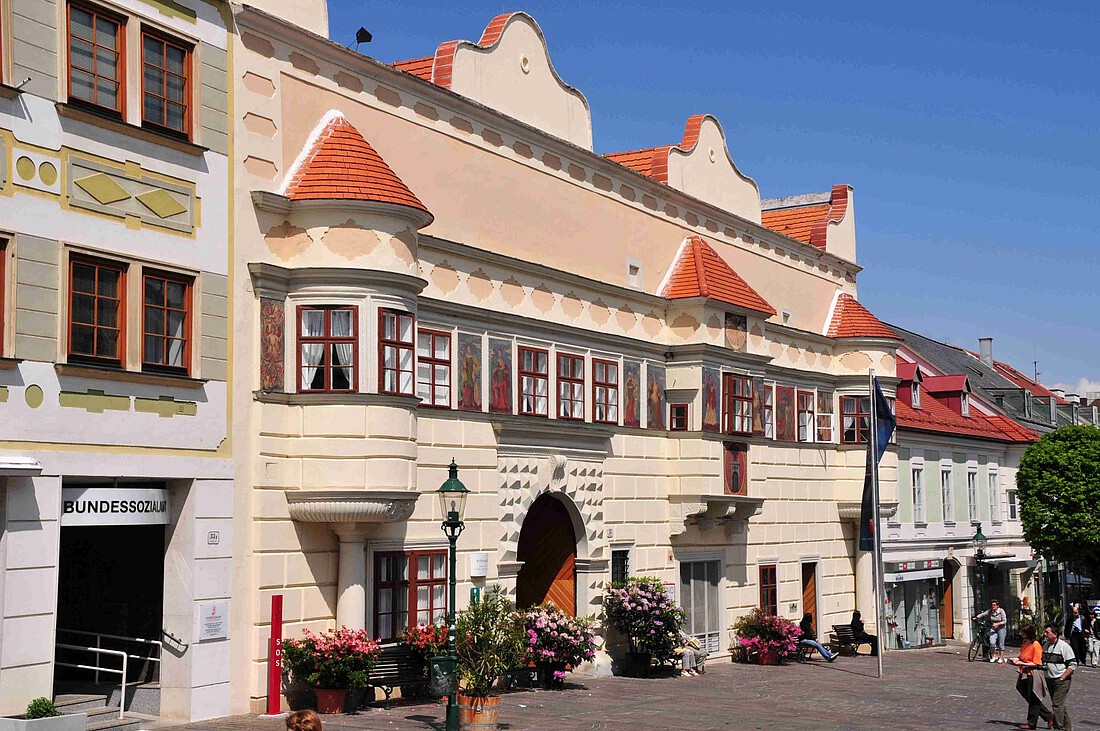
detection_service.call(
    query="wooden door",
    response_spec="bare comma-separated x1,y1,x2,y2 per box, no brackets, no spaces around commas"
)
941,562,956,639
801,562,818,632
516,494,577,615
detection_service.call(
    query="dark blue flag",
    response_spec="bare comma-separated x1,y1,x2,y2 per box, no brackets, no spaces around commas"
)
858,377,897,552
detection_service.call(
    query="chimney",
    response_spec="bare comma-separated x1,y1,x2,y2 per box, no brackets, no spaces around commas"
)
978,337,994,367
1051,388,1066,400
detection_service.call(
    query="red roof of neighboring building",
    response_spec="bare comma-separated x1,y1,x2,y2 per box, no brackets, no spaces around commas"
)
603,115,712,184
760,185,850,250
392,12,520,89
283,112,430,214
392,55,433,81
991,360,1069,404
659,236,776,315
826,293,898,339
895,390,1034,443
922,375,969,393
896,361,920,381
986,414,1041,442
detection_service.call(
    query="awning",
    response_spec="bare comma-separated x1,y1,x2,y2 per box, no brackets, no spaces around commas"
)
886,568,942,584
983,556,1036,569
0,456,43,477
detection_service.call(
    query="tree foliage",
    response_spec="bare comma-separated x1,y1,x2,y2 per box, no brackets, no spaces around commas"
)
1016,426,1100,568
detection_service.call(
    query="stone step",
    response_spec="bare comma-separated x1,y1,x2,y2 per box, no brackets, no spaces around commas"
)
54,694,111,714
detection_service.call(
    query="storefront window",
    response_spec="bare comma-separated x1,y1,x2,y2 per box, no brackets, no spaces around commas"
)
886,579,942,649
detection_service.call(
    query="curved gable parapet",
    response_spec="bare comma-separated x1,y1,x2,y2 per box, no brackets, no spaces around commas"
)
812,184,856,263
664,115,762,224
441,13,593,150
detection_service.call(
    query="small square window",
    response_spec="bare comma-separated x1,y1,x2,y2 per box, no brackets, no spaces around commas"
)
670,403,689,431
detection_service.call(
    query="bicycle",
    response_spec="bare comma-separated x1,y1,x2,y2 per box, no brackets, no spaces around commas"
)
967,619,992,662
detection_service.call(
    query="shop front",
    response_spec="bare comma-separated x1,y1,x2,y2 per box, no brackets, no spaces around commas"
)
884,559,945,649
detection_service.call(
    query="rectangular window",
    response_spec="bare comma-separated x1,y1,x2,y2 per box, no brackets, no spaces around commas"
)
1007,489,1018,520
988,473,999,522
816,391,835,442
142,271,191,373
380,309,414,395
592,359,619,424
670,403,689,431
762,383,774,439
68,3,125,114
912,467,925,523
373,550,447,640
416,329,450,408
556,353,584,420
911,381,921,409
69,257,125,366
758,564,777,616
967,470,978,522
611,549,630,586
841,396,872,444
722,374,753,435
518,347,549,416
141,30,190,137
680,560,721,653
941,469,954,523
797,390,815,442
298,306,356,392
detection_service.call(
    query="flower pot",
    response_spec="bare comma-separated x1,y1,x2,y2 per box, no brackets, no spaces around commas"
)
757,648,779,666
536,661,568,689
619,651,652,678
343,686,369,713
315,689,347,714
457,693,501,730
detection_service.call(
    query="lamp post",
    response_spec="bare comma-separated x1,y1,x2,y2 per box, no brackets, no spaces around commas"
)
972,524,988,646
436,460,469,731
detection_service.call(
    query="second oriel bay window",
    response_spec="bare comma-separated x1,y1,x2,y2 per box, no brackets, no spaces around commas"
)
519,347,549,416
416,329,451,407
298,306,356,392
557,353,584,419
380,309,414,395
142,271,191,373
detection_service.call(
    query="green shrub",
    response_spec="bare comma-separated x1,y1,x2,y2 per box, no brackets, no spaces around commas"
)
25,698,61,719
455,586,525,698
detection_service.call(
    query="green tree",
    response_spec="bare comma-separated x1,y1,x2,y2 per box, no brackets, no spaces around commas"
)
1016,426,1100,574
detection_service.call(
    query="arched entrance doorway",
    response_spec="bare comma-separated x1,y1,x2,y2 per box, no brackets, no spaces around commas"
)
516,494,577,615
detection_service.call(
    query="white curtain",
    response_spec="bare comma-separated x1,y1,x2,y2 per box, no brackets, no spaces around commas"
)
300,311,325,389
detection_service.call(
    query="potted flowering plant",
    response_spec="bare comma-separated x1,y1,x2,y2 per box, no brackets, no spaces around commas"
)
730,609,802,665
521,602,598,688
455,586,526,728
283,627,381,713
603,577,685,677
400,622,450,671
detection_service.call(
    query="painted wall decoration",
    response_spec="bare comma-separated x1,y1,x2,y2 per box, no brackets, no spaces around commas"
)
776,385,796,441
489,339,513,414
701,367,720,432
725,313,747,351
646,364,666,430
259,298,284,391
751,376,765,436
457,333,483,411
623,360,641,428
724,442,748,495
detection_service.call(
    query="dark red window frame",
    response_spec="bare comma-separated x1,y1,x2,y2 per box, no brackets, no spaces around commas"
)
518,346,549,416
69,256,126,366
379,309,415,395
797,390,815,442
556,352,584,420
373,549,447,641
723,373,753,435
592,358,619,424
759,564,777,616
141,270,192,374
67,2,126,116
141,28,192,139
297,305,357,393
417,328,451,408
841,395,872,444
670,403,689,431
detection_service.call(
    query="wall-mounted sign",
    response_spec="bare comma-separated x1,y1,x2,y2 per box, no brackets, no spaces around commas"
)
207,531,221,545
61,487,171,526
198,600,229,641
469,553,489,578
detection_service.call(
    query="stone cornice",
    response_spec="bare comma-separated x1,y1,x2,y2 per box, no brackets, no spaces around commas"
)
253,391,423,408
251,191,434,229
837,501,899,522
665,342,772,372
668,494,765,537
285,489,419,524
493,418,612,460
248,262,428,299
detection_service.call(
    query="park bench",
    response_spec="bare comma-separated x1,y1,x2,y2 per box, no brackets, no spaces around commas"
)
828,624,871,656
366,643,429,709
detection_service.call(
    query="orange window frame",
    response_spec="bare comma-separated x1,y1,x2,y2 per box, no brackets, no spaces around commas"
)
373,549,447,641
140,28,192,139
68,256,126,366
67,2,126,116
141,270,192,374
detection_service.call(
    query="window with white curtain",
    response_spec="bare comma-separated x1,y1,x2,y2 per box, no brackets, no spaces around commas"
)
967,470,978,522
941,468,954,523
297,306,356,392
380,309,415,395
912,467,925,523
417,329,451,407
988,472,999,522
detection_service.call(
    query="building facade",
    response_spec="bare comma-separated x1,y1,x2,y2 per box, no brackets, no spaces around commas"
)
0,0,232,720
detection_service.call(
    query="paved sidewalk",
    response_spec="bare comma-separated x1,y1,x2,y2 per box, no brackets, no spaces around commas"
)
166,647,1100,730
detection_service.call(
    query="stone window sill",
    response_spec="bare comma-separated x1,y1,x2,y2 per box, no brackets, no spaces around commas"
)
0,357,21,370
57,103,208,156
56,362,207,389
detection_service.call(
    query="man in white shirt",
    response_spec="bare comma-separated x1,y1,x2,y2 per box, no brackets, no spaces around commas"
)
1041,623,1077,731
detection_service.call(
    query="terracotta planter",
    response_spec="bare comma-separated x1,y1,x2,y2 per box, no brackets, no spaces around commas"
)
315,689,347,714
757,648,779,666
457,693,501,730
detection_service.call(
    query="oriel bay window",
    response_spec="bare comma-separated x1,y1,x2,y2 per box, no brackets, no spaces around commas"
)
141,30,190,137
374,550,447,640
557,353,584,420
68,3,125,115
298,306,356,392
69,257,125,365
841,395,871,444
723,374,753,435
142,271,190,373
593,359,619,424
519,346,549,416
380,309,414,395
417,329,451,407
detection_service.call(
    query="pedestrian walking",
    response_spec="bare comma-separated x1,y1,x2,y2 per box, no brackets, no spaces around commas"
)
1088,607,1100,669
1009,624,1052,729
287,710,322,731
1041,623,1077,731
1063,604,1087,671
974,599,1009,663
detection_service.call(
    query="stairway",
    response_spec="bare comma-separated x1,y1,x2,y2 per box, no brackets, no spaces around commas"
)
54,683,162,731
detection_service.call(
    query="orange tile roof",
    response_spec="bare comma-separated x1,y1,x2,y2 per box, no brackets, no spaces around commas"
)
283,112,429,214
761,203,829,245
659,235,776,315
392,55,433,81
922,375,969,393
603,115,712,184
896,392,1034,443
392,13,520,89
826,293,898,339
986,414,1041,442
991,360,1069,404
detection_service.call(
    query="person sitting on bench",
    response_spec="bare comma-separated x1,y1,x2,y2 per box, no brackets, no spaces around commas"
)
851,610,879,657
678,630,708,676
799,613,837,662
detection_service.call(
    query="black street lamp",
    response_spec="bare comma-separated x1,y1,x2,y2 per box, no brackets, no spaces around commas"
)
972,523,988,637
435,460,469,731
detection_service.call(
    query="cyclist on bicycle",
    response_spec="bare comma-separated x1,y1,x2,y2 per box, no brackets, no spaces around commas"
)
973,599,1008,663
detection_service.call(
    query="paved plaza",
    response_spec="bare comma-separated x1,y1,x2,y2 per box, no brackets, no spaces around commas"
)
165,645,1100,731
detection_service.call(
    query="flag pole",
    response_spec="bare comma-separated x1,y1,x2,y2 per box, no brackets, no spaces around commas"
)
869,368,884,679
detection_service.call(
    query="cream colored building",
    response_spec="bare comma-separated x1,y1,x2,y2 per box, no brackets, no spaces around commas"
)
230,2,900,713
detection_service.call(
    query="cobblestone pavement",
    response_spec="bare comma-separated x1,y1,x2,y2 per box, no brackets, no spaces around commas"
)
165,646,1100,731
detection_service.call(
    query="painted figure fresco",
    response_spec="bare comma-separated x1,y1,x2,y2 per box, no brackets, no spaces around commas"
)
623,360,641,428
751,376,765,435
724,443,748,495
702,368,720,432
647,364,666,430
259,298,285,391
725,313,747,351
489,339,513,414
776,385,796,442
457,333,483,411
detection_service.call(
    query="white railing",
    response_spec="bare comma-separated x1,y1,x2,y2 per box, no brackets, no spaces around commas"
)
55,629,163,721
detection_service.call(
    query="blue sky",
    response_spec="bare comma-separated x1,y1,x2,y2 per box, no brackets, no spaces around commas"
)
329,0,1100,394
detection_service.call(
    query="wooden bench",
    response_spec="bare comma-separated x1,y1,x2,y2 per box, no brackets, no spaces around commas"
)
366,644,429,709
828,625,871,656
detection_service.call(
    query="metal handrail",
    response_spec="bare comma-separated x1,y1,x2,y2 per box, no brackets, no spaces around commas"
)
55,643,127,720
56,628,161,685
